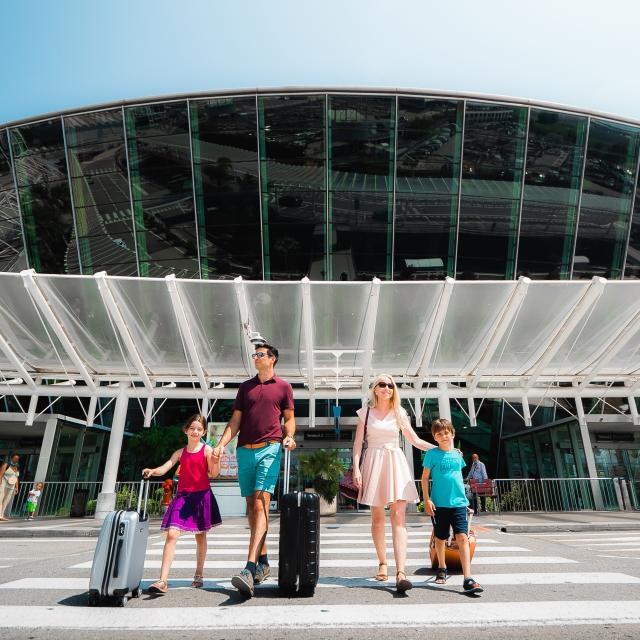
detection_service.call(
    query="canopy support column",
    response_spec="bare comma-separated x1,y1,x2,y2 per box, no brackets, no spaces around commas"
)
34,417,58,484
95,382,129,520
575,393,603,509
437,382,451,422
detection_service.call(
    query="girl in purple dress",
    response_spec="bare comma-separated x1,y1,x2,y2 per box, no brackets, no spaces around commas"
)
143,414,221,593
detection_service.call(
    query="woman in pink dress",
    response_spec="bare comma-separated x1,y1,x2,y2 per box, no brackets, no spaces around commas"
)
352,374,435,593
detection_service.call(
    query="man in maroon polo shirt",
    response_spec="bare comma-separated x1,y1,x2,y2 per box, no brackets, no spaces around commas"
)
212,343,296,597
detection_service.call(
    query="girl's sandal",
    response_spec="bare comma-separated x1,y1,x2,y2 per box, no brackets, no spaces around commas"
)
191,574,204,589
148,580,168,594
374,562,388,581
435,568,448,585
396,571,413,593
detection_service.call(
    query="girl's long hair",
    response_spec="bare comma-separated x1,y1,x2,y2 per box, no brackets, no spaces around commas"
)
182,414,207,434
366,373,409,431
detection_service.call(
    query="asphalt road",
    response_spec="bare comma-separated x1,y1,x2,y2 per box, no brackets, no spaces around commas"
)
2,518,640,639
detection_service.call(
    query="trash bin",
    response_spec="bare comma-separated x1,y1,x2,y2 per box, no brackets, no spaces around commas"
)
70,488,89,517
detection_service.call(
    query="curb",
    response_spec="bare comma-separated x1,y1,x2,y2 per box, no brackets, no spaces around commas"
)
501,523,640,533
0,529,101,538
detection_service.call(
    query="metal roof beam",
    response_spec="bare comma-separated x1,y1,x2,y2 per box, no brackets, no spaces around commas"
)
0,328,36,390
300,277,315,394
578,304,640,389
415,277,455,386
525,276,607,389
234,276,257,373
21,269,97,394
360,278,381,395
468,276,530,391
165,275,209,395
95,272,153,393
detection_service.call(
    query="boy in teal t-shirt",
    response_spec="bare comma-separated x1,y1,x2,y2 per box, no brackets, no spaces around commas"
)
421,418,483,594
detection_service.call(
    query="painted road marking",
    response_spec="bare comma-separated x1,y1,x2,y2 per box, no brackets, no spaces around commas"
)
3,572,639,591
69,556,577,569
2,601,640,629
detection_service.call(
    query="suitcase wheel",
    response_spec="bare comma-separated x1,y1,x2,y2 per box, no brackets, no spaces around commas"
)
298,585,315,598
132,585,142,598
88,591,100,607
116,595,128,607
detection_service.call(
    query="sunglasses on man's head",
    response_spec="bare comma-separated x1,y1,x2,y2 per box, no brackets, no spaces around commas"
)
376,382,394,389
251,352,271,359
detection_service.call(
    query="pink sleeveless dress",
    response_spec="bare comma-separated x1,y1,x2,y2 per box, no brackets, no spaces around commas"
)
357,407,420,507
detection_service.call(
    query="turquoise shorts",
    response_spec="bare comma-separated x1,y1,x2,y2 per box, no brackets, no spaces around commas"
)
236,443,282,498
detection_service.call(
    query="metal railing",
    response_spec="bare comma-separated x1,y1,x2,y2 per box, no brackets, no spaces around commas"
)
414,477,633,513
7,480,166,518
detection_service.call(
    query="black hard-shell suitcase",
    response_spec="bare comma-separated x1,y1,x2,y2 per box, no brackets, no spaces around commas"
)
278,448,320,596
88,479,150,607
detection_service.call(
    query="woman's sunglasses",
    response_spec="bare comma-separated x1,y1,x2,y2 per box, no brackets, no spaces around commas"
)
376,382,394,389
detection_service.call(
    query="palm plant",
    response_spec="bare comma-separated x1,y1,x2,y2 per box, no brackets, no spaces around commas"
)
298,449,347,503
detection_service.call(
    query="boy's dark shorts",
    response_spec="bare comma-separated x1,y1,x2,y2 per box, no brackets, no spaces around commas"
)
432,506,469,540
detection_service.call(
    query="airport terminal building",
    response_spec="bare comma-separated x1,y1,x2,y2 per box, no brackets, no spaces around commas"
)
1,87,640,515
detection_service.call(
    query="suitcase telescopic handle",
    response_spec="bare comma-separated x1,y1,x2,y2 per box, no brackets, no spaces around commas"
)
137,476,150,519
283,444,291,495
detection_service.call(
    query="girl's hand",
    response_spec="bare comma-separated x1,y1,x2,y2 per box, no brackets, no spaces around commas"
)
425,500,436,516
142,468,154,479
353,469,362,489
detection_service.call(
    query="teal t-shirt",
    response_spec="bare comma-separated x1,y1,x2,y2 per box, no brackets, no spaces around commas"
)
423,448,468,508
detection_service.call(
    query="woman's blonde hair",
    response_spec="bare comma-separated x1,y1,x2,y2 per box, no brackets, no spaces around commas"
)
366,373,409,431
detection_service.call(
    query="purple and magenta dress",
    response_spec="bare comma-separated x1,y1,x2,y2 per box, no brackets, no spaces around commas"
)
161,445,221,533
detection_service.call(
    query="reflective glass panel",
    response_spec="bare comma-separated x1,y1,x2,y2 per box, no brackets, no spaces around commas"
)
64,110,136,275
126,102,199,277
329,95,394,280
11,119,77,273
625,189,640,278
458,103,527,279
517,110,587,279
259,95,325,280
0,130,27,272
191,97,261,279
573,119,640,279
395,97,463,279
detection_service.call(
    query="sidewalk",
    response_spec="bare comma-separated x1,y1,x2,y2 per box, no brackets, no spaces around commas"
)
1,509,640,537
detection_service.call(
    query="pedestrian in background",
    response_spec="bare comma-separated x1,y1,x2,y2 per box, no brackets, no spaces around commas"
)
352,373,435,593
466,453,488,515
26,482,44,520
0,454,20,521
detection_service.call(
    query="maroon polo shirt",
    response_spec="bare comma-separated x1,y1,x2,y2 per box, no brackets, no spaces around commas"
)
233,375,294,447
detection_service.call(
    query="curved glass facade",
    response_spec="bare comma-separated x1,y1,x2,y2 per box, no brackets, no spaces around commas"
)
2,89,640,281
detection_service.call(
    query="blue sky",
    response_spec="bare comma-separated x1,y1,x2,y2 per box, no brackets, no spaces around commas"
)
1,0,639,124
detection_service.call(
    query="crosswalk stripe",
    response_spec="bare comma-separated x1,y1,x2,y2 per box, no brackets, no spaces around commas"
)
571,541,640,547
144,545,530,556
2,601,639,629
69,556,577,569
3,572,638,591
157,537,500,546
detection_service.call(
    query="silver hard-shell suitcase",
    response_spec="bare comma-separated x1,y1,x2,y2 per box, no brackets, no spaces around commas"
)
88,479,150,607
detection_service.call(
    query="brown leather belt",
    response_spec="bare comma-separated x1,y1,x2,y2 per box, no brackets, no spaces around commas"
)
241,440,281,449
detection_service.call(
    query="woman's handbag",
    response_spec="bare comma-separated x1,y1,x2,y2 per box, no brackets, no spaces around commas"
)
339,408,370,500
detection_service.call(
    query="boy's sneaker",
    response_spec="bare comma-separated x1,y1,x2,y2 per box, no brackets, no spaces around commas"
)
254,562,271,584
231,569,255,597
463,577,484,594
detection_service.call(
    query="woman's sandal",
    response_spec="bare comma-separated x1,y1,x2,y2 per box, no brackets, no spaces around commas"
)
396,571,413,593
148,580,168,594
191,574,204,589
435,568,448,585
374,562,388,581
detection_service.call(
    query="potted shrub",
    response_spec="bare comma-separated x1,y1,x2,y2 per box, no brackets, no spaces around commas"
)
298,449,347,516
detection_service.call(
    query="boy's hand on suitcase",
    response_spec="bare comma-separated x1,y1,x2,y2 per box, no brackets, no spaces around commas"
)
283,436,296,450
425,500,436,516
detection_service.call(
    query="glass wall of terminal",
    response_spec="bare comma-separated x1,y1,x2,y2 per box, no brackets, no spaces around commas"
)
3,91,640,282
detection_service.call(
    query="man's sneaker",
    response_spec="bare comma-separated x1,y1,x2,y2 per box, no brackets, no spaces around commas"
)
463,577,484,594
231,569,254,597
254,563,271,584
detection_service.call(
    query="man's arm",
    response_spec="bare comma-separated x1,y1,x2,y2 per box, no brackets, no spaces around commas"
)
212,410,242,458
282,408,296,450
